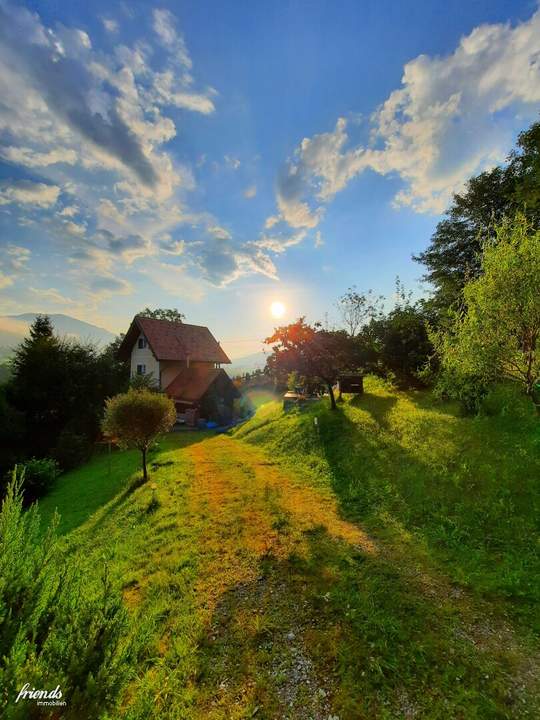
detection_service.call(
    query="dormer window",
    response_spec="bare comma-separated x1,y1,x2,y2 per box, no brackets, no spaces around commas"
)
138,336,147,349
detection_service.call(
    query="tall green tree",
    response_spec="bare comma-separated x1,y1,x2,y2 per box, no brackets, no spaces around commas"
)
5,317,129,467
434,215,540,404
414,120,540,313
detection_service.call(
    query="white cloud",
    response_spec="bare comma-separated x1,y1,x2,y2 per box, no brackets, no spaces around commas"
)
0,181,60,208
224,155,241,170
101,17,118,34
29,286,76,305
254,229,307,254
0,146,77,167
274,8,540,221
0,244,31,291
244,185,257,199
0,272,13,290
314,231,324,248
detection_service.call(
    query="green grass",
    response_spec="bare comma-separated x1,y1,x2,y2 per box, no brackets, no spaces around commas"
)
26,377,539,719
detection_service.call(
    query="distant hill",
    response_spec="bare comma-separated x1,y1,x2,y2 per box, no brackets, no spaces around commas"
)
0,313,116,359
228,350,268,376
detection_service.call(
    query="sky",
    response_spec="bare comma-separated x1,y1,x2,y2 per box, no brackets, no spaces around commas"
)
0,0,539,359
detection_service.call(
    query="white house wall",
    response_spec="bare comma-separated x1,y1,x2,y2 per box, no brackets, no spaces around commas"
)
130,333,160,383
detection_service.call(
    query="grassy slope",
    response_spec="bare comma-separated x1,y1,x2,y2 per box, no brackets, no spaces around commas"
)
36,378,539,719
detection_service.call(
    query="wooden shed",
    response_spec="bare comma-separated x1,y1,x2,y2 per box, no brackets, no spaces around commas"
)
338,374,364,394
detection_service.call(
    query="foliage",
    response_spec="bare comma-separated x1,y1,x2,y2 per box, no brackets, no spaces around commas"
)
414,120,540,313
129,371,159,392
3,316,129,474
0,471,138,719
53,428,93,471
434,215,540,406
21,389,539,718
6,457,60,504
102,390,176,480
138,307,186,323
265,319,360,409
336,286,384,336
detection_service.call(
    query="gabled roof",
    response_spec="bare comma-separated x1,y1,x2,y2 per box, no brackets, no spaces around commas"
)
164,366,238,402
118,315,231,364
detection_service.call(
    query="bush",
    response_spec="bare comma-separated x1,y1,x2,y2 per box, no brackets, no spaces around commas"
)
53,429,92,471
17,457,60,503
102,389,176,481
0,471,140,719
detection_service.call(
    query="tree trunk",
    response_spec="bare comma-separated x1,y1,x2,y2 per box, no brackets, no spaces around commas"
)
142,446,148,481
327,382,337,410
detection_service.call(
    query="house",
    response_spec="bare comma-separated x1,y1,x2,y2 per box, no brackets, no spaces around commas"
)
118,315,240,425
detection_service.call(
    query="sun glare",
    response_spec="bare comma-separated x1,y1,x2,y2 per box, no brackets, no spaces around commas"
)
270,301,286,319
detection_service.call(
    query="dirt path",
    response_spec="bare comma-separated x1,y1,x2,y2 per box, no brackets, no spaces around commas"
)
184,435,375,719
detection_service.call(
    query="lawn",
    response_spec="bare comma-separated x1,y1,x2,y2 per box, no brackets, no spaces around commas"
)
31,377,539,719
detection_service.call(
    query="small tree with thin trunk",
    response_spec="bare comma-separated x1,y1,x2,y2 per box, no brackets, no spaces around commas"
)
102,390,176,480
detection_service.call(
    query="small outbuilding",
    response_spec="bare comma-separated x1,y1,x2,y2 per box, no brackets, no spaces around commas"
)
338,374,364,394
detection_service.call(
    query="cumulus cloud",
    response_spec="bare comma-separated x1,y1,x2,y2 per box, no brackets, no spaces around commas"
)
273,8,540,222
0,181,60,208
0,1,214,199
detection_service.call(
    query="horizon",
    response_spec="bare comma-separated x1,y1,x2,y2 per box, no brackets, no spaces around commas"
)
1,0,540,358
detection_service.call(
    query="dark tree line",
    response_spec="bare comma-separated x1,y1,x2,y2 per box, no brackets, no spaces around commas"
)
0,315,129,475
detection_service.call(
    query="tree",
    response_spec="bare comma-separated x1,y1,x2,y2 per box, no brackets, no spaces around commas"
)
139,308,186,323
102,390,176,480
336,287,384,336
265,319,358,409
434,215,540,403
5,317,130,470
414,120,540,314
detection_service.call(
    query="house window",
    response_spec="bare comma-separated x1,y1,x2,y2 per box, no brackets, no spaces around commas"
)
138,337,147,349
136,364,146,375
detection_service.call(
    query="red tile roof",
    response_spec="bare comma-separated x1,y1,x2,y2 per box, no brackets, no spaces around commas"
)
164,366,225,402
118,315,231,364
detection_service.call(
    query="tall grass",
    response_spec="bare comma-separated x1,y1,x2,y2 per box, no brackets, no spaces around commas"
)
0,470,142,719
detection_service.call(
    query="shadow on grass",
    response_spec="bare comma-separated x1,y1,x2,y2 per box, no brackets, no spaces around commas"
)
194,524,529,719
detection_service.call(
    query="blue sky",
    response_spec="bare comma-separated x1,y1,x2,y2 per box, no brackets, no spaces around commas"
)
0,0,539,357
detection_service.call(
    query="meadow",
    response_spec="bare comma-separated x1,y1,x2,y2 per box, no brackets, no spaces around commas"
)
28,377,540,719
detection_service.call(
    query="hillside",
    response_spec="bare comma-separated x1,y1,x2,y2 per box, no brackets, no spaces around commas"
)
35,378,540,719
0,313,116,358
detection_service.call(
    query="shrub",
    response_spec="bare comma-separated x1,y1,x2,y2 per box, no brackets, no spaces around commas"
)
102,389,176,481
16,457,60,503
0,471,139,719
53,429,92,471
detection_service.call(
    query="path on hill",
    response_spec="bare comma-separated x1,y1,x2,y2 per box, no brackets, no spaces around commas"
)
176,433,539,720
184,434,376,719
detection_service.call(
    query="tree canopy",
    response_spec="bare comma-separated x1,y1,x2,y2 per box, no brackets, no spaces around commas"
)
265,319,359,409
102,389,176,480
434,215,540,403
138,308,186,323
414,120,540,313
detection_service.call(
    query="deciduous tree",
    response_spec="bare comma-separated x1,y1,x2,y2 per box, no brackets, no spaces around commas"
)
434,215,540,404
102,390,176,480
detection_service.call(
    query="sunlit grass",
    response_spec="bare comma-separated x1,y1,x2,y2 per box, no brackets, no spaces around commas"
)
33,376,540,719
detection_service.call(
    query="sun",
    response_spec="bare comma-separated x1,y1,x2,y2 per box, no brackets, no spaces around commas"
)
270,301,286,319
